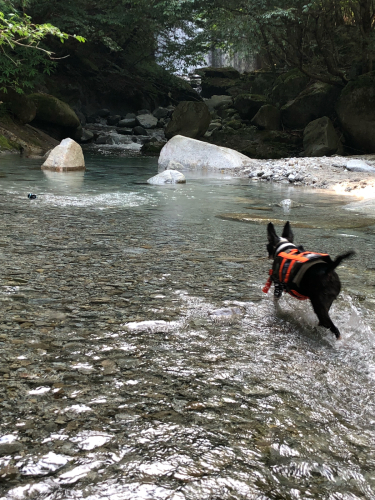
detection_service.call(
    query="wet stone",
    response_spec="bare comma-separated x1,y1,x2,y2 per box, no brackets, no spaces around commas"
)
0,442,23,456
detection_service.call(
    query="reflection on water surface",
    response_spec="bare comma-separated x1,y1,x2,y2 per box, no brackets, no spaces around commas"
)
0,152,374,499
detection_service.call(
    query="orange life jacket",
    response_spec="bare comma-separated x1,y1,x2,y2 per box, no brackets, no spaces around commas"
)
263,247,331,300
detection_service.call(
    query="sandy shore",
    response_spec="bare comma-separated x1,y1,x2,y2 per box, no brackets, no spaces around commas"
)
242,154,375,198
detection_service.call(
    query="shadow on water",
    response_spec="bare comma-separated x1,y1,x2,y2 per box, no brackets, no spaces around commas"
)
0,152,374,499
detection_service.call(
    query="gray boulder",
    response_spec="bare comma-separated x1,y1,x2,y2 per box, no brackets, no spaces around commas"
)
165,101,211,140
195,67,241,98
107,115,121,125
118,118,137,128
97,109,110,117
336,73,375,153
79,129,94,143
204,95,233,112
281,83,340,129
96,135,112,144
233,94,269,120
271,69,310,107
116,128,133,135
153,107,169,119
0,89,36,124
42,138,85,171
141,141,165,155
303,116,340,157
125,113,137,119
133,126,148,135
251,105,281,130
147,170,186,184
138,109,151,115
76,111,86,126
136,114,158,129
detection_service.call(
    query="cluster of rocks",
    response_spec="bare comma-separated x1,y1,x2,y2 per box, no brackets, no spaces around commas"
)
73,107,174,155
0,92,175,157
156,135,375,194
245,155,375,192
194,66,375,158
201,89,341,160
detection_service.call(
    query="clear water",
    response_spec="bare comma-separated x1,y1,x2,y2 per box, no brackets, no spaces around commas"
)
0,152,375,499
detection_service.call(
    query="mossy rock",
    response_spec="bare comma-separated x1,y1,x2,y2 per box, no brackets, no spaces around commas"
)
271,69,310,107
141,141,165,155
226,120,242,130
0,134,19,151
0,90,36,125
165,101,211,139
251,104,281,130
281,83,340,130
233,94,269,120
207,126,301,159
29,93,80,129
0,114,58,155
195,67,241,80
242,71,279,95
336,72,375,153
200,77,242,98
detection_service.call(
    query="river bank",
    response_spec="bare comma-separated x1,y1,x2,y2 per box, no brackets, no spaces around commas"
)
239,154,375,198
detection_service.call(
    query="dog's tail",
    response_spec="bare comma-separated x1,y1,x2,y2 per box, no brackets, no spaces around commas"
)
326,250,355,273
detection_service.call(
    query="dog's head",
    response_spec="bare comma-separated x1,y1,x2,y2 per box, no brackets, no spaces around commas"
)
266,221,294,258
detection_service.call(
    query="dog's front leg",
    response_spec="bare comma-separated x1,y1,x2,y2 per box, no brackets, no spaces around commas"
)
274,283,283,300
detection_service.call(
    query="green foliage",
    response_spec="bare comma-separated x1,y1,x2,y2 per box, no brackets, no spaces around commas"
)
19,0,210,72
197,0,375,84
2,0,372,94
0,1,85,92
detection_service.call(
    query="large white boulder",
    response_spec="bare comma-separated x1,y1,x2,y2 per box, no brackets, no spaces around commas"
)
158,135,256,172
42,138,85,171
147,170,186,185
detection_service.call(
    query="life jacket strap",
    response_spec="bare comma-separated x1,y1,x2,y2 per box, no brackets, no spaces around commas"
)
289,289,309,300
262,269,273,294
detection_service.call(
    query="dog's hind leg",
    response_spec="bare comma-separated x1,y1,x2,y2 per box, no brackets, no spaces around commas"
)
310,297,341,339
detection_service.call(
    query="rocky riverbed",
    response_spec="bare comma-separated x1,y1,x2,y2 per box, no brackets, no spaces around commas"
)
239,154,375,197
1,154,375,499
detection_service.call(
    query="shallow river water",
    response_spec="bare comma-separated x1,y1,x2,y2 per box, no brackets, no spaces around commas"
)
1,152,375,499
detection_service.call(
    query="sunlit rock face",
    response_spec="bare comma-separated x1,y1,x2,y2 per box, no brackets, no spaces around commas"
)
42,138,85,171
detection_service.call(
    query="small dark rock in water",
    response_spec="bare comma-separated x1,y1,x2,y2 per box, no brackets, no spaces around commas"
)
28,193,37,199
0,442,23,456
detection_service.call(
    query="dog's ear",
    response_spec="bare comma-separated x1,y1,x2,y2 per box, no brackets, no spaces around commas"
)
282,221,294,242
267,222,279,246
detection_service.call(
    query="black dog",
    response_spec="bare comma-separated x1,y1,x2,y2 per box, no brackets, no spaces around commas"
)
264,221,354,339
